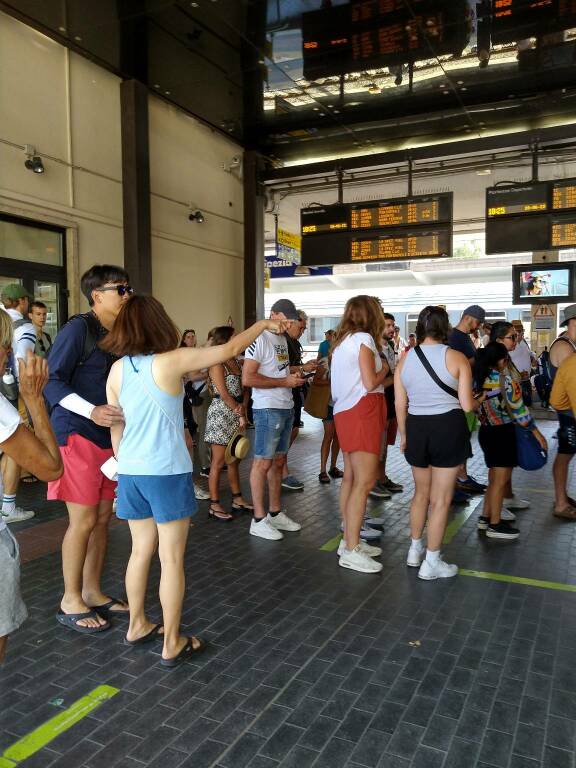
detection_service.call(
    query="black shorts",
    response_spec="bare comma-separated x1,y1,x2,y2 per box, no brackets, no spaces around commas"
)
405,409,471,468
385,385,396,420
557,412,576,456
293,388,303,428
478,422,517,468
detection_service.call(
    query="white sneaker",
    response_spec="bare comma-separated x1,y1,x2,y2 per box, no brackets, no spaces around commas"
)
193,484,210,500
337,539,382,557
339,546,383,573
500,507,516,522
418,556,458,580
250,517,283,540
267,511,301,532
503,497,530,510
407,544,425,567
3,507,34,524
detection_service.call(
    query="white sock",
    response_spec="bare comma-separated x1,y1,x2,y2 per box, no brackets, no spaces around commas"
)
2,494,16,515
426,549,441,564
411,538,424,550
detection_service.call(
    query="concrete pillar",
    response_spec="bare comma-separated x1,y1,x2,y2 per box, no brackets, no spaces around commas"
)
530,251,558,354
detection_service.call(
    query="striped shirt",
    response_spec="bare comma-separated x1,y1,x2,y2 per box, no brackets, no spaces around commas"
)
478,370,533,428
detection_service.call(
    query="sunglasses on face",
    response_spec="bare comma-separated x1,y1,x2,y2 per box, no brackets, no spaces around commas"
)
96,285,134,297
504,334,518,341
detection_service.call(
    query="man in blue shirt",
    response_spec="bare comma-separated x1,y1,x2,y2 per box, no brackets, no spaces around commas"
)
45,265,131,633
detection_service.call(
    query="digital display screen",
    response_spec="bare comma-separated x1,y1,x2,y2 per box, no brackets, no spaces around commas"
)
302,0,468,79
513,261,575,305
301,205,348,235
552,181,576,211
518,268,571,299
350,197,447,229
551,219,576,247
350,229,451,262
492,0,576,45
486,177,576,254
486,183,548,217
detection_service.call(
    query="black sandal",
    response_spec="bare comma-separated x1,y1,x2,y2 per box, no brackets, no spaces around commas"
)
318,472,330,484
231,492,254,513
208,500,233,522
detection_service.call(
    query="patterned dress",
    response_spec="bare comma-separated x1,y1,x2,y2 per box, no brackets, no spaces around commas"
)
204,362,243,446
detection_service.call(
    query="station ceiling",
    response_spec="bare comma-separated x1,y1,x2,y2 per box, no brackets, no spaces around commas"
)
3,0,576,168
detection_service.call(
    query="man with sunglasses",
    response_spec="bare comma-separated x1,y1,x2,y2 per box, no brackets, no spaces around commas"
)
45,265,132,633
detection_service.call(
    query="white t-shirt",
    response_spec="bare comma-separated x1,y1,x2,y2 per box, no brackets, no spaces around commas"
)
331,332,384,415
6,309,36,381
510,339,533,378
244,330,293,410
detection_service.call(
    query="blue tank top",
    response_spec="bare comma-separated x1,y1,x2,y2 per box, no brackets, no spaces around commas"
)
118,354,192,476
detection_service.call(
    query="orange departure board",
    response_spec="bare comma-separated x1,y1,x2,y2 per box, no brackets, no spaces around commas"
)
301,194,452,266
350,199,441,229
486,177,576,254
552,219,576,248
552,181,576,211
350,230,450,263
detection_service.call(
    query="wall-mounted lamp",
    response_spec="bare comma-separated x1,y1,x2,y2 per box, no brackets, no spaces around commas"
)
24,145,44,174
188,208,205,223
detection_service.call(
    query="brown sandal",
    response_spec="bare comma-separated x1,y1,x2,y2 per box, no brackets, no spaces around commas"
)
553,506,576,520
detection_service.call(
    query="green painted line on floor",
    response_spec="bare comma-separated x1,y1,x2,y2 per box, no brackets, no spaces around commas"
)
443,499,482,545
0,685,119,768
320,533,342,552
460,569,576,593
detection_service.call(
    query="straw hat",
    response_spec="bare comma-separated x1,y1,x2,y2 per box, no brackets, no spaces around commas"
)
225,430,250,464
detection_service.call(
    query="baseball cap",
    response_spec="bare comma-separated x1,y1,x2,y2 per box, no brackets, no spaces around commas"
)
270,298,299,320
1,284,31,301
561,304,576,326
463,305,486,322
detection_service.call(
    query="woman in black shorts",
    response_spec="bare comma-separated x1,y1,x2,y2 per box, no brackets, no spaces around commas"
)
395,306,476,580
475,342,547,540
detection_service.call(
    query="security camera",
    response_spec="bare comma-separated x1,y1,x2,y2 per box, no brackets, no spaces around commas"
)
188,209,204,223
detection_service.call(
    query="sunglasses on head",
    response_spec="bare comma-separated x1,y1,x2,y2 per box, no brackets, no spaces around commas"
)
96,285,134,297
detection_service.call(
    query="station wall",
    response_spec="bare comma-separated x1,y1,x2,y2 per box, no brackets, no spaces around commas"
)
0,11,244,336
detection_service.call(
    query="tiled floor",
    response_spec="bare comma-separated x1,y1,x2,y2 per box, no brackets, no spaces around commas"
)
1,416,575,768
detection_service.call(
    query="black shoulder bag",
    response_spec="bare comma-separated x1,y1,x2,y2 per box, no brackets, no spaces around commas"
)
414,346,459,400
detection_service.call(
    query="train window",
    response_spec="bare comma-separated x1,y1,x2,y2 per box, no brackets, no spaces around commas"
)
308,316,341,344
406,314,419,337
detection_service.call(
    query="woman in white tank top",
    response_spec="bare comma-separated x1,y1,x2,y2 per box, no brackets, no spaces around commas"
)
395,306,477,581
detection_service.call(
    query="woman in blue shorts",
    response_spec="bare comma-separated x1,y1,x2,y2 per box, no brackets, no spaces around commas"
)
103,297,283,667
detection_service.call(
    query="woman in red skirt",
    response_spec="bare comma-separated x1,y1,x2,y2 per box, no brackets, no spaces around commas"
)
331,296,388,573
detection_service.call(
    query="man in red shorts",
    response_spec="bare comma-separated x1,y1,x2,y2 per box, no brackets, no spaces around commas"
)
45,265,131,633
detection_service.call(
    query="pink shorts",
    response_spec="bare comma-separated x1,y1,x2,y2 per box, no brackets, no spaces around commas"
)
47,434,116,506
334,394,387,455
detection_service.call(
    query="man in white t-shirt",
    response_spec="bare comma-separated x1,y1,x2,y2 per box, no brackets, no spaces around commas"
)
509,322,536,406
243,299,306,540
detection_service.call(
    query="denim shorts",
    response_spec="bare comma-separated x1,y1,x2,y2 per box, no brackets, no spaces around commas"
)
117,473,198,524
253,408,294,459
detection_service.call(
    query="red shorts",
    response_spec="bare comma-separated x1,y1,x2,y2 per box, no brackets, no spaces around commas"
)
334,394,387,455
47,434,116,506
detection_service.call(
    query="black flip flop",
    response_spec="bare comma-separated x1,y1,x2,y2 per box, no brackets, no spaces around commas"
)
56,609,110,634
160,637,207,668
90,596,129,620
124,624,164,646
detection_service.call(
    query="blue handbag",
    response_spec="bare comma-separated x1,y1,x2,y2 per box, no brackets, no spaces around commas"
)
499,374,547,471
514,425,547,471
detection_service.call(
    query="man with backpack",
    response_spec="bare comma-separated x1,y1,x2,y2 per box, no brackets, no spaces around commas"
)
45,265,130,633
0,284,38,523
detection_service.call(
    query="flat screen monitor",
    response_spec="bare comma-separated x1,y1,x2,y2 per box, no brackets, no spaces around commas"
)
512,262,575,305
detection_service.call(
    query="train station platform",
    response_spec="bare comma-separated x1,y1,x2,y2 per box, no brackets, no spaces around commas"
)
1,416,575,768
